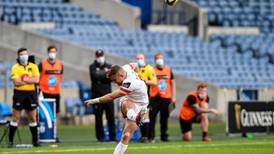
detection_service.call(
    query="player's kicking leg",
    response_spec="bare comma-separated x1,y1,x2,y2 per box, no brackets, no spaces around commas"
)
114,100,147,154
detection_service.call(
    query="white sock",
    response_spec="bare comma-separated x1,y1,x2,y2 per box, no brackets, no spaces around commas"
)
29,122,37,127
126,109,137,121
114,142,128,154
141,118,149,123
10,121,18,127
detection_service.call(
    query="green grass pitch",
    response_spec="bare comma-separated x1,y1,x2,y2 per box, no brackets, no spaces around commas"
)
1,120,274,154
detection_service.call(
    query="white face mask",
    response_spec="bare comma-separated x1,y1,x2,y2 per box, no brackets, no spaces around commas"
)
198,91,206,99
19,55,29,62
155,59,164,66
198,93,204,99
137,59,145,67
96,56,105,64
48,52,56,60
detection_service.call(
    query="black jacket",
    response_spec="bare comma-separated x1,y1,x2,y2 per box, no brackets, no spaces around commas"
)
89,61,112,98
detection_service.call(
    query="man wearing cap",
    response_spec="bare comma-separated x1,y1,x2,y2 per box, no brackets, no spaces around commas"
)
89,50,116,142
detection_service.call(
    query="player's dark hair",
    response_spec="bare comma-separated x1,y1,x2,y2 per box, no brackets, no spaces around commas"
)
107,65,122,78
47,45,57,52
17,48,28,56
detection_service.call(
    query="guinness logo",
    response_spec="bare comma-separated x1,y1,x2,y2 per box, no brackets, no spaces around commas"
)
234,104,241,129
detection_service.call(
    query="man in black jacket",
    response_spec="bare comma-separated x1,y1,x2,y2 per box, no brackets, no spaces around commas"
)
89,50,116,142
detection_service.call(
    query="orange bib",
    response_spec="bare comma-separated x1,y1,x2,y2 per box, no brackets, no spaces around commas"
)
179,91,207,120
150,66,172,99
39,59,63,94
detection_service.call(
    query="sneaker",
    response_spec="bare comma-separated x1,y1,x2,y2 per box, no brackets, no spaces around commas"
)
109,138,118,143
7,142,13,148
139,137,148,143
161,138,169,142
33,142,41,147
135,107,147,127
202,136,211,142
148,139,155,143
55,137,61,143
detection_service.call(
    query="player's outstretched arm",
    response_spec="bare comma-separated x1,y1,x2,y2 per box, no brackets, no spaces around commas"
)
209,108,220,115
192,104,220,115
85,89,127,106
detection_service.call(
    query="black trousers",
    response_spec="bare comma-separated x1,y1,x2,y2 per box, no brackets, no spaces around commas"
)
148,97,170,140
42,92,60,114
93,102,116,141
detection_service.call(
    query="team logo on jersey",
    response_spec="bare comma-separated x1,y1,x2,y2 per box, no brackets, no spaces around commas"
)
158,80,167,90
48,75,57,86
122,82,131,88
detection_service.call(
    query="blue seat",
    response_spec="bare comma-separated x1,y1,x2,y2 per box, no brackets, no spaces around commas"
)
64,97,84,116
2,0,273,88
0,103,12,117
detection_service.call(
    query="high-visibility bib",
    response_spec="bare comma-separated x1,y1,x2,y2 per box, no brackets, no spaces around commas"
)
179,91,207,120
39,59,63,94
150,66,172,99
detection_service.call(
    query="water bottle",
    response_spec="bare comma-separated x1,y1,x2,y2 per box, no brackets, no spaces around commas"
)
15,144,33,148
39,91,44,101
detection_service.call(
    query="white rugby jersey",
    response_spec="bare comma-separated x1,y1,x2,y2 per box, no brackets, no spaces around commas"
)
120,64,149,104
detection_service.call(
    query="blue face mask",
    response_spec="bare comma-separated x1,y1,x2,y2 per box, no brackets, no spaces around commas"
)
137,59,145,67
155,59,164,66
19,55,29,62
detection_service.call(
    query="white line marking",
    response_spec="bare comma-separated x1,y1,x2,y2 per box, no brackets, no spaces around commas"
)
2,141,274,154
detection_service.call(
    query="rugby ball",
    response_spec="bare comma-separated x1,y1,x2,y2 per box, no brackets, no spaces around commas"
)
21,73,29,79
165,0,178,5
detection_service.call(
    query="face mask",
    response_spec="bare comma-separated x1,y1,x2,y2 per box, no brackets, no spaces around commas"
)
155,59,164,66
137,59,145,67
198,92,206,99
19,55,29,62
96,56,105,64
198,94,204,99
48,52,56,60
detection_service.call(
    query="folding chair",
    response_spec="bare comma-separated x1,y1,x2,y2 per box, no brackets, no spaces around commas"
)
0,103,21,145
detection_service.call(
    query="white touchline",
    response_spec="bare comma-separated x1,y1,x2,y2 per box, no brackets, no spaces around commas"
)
2,141,274,154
